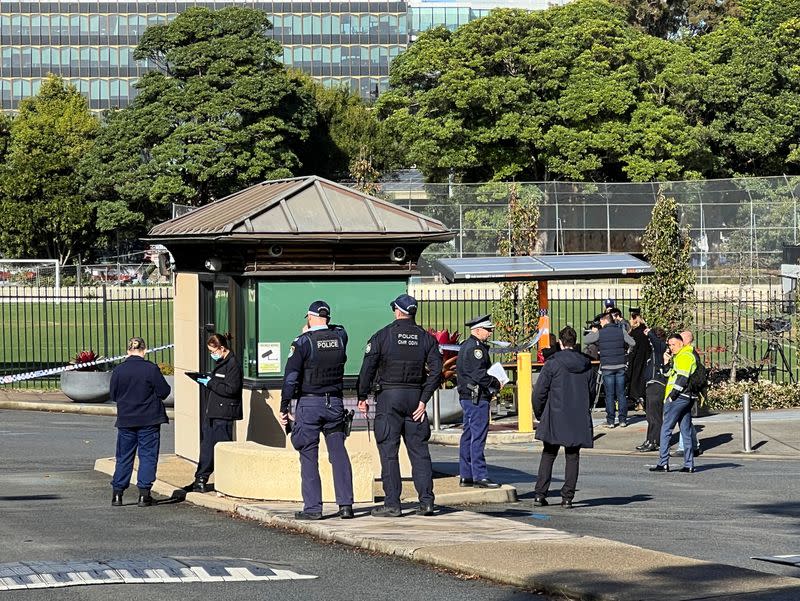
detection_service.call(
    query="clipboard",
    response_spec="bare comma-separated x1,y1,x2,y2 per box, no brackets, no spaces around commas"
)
185,371,210,382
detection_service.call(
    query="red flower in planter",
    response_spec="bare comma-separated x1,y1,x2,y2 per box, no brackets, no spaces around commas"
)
72,350,102,372
427,329,460,384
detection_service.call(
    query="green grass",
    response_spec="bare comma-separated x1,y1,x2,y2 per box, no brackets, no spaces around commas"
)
0,299,173,387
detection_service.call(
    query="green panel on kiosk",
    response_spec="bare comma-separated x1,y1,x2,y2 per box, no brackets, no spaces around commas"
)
256,279,407,377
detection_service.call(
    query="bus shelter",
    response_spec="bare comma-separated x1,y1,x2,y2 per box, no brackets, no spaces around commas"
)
431,254,654,431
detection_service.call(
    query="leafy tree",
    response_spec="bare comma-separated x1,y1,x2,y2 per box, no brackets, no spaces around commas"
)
0,76,99,264
377,1,711,183
609,0,740,38
81,6,317,240
492,184,542,345
693,11,800,176
640,190,696,331
295,78,401,181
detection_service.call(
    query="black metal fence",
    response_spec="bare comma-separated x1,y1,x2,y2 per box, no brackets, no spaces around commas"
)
0,286,173,389
414,286,798,384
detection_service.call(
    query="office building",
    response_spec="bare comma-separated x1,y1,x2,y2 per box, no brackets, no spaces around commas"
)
0,0,570,110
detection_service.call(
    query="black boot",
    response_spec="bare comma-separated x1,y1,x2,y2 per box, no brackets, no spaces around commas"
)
112,490,123,506
416,502,435,516
137,489,153,507
192,477,209,493
339,505,354,519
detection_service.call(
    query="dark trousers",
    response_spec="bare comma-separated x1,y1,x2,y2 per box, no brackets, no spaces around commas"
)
534,442,581,501
602,368,627,425
658,396,694,469
111,425,161,491
290,396,354,513
645,383,664,445
195,417,233,479
374,388,434,508
458,398,490,481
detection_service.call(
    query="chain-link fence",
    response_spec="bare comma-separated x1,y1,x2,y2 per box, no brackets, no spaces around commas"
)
383,175,800,284
0,263,170,287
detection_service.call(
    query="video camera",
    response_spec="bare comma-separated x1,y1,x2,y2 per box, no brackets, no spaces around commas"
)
754,317,791,334
583,319,601,336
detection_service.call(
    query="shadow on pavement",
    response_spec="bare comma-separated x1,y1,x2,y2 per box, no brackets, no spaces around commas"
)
699,432,734,451
526,563,800,601
0,494,61,501
694,462,742,472
573,494,653,508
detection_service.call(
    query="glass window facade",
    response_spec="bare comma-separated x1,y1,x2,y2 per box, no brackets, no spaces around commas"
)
0,1,566,110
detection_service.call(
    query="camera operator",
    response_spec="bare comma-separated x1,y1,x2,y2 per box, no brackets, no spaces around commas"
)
583,312,636,428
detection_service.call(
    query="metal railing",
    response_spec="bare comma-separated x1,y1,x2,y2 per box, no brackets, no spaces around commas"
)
413,285,799,383
0,285,174,389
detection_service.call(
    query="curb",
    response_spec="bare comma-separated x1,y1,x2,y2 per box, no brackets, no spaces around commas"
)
431,430,536,445
0,400,175,419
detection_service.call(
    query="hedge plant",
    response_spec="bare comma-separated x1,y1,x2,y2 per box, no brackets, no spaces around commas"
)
705,381,800,411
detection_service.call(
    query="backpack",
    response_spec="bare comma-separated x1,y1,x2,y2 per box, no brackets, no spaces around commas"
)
686,349,708,402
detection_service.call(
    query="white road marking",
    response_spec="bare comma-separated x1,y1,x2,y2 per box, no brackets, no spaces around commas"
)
0,557,317,590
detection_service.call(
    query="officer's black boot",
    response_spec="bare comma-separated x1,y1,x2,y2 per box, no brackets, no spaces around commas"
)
294,511,323,520
137,488,153,507
338,505,354,519
371,506,402,518
111,490,123,507
416,502,435,516
192,477,209,493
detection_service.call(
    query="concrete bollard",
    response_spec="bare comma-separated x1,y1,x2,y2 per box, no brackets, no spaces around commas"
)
432,389,441,431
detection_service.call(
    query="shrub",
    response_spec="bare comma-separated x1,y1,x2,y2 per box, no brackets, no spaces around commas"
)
72,350,102,372
158,362,174,376
705,380,800,411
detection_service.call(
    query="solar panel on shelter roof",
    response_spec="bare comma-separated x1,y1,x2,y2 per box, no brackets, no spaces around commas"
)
433,253,653,283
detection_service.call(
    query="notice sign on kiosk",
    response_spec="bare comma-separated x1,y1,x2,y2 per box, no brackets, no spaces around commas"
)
258,342,281,374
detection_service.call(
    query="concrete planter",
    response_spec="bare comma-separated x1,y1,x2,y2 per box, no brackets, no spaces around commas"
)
163,375,175,407
427,388,463,424
60,370,112,403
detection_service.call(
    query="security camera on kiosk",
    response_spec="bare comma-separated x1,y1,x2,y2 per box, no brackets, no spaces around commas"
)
390,246,407,263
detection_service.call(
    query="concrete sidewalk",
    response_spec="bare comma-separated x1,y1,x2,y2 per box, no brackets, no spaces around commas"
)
94,454,800,601
431,409,800,460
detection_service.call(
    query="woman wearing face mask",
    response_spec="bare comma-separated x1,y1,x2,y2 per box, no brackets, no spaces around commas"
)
191,333,243,493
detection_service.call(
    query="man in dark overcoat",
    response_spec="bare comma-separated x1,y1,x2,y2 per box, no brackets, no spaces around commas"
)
532,326,594,509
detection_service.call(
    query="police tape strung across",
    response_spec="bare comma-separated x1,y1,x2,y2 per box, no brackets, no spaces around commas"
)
0,344,175,385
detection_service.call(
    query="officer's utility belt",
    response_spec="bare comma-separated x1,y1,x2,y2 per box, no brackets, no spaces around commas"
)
378,383,423,391
299,393,341,408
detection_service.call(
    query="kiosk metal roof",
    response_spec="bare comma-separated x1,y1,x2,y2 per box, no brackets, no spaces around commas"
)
433,253,653,283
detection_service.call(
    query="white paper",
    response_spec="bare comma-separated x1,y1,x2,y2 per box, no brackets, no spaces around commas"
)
488,362,509,387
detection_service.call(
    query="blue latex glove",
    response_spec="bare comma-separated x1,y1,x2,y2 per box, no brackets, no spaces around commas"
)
197,376,210,386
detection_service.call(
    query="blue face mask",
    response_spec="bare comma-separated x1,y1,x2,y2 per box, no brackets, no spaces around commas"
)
210,352,222,361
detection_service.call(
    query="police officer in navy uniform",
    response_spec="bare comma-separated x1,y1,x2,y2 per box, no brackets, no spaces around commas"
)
357,294,442,517
280,301,354,521
457,315,502,489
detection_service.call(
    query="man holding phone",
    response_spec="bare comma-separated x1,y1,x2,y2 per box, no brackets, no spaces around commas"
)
649,333,698,473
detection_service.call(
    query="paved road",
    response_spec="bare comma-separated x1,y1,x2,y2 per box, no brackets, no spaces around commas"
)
429,443,800,579
0,410,545,600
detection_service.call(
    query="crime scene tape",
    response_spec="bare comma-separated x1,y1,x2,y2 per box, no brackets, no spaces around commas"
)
0,344,175,385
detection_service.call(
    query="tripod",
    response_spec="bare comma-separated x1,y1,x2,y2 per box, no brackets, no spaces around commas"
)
758,334,795,384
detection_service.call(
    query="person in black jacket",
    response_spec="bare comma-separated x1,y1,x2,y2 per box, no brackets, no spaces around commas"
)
636,327,667,452
357,294,442,517
279,300,354,521
191,333,243,493
532,327,594,509
456,314,502,489
110,337,171,507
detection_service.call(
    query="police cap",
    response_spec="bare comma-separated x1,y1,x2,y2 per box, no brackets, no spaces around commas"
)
604,298,616,309
390,294,417,315
307,300,331,318
466,314,494,330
